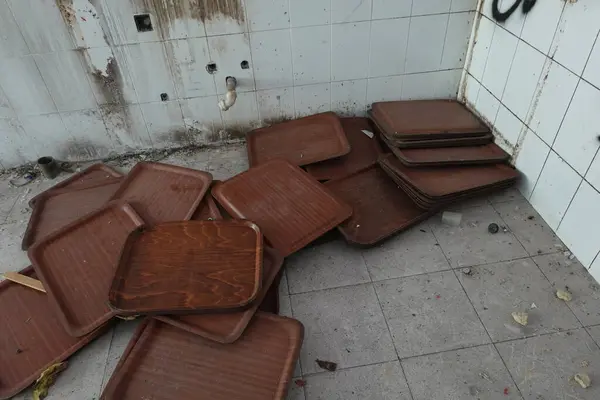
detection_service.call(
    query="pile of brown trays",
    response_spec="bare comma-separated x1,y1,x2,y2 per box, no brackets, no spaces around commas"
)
1,100,520,400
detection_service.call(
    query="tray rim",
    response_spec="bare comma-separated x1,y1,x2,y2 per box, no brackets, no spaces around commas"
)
212,158,353,256
108,219,265,316
108,161,213,223
305,117,382,181
28,163,123,207
0,266,110,400
246,111,351,167
22,178,123,250
155,246,283,343
100,313,304,400
392,143,509,166
27,200,144,337
370,100,490,138
325,165,431,246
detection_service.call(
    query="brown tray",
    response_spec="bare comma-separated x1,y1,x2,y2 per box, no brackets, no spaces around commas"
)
0,267,108,400
305,117,382,181
109,162,212,224
379,154,519,199
29,163,123,207
370,100,489,139
100,313,304,400
109,220,264,316
22,179,122,250
191,193,222,220
212,159,353,257
381,130,494,149
28,201,144,337
392,143,509,166
246,112,350,167
325,166,431,245
156,247,283,343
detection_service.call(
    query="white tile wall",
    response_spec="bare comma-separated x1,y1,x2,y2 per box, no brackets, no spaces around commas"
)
464,0,600,274
0,0,478,169
557,181,600,267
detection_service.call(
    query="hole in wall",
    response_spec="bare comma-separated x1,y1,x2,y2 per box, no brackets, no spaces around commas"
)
240,60,249,70
134,14,153,32
160,93,169,101
206,62,218,74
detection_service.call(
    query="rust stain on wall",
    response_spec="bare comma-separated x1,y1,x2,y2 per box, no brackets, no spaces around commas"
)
56,0,76,26
143,0,245,38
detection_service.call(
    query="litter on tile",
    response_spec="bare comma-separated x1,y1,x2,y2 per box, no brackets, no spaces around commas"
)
316,359,338,372
512,311,529,326
1,100,524,399
488,223,500,234
556,289,573,302
573,372,591,388
33,362,68,400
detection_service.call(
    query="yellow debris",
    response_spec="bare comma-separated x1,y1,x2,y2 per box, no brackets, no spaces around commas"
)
511,311,528,326
556,289,573,302
33,362,68,400
574,373,591,389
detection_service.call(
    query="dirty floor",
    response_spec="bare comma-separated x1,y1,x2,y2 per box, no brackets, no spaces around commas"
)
2,144,600,400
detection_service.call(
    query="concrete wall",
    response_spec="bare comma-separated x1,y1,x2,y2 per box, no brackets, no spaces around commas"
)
461,0,600,277
0,0,477,168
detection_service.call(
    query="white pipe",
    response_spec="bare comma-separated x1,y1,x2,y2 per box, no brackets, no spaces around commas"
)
218,77,237,111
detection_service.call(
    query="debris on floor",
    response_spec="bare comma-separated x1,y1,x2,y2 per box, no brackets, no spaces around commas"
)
0,100,523,399
573,372,591,388
556,289,573,302
488,223,500,234
511,311,529,326
32,362,68,400
316,359,338,372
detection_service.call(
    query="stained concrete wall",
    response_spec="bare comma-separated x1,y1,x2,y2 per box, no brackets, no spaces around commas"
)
0,0,477,168
461,0,600,278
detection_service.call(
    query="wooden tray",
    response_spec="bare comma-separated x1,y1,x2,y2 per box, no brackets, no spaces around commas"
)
156,247,283,343
191,193,222,220
22,179,122,250
392,143,509,166
212,159,352,257
305,117,382,181
28,201,144,337
246,112,350,167
109,162,212,224
0,267,108,399
381,129,494,149
101,314,303,400
370,100,489,139
109,220,264,316
325,166,431,245
378,154,519,199
29,163,122,207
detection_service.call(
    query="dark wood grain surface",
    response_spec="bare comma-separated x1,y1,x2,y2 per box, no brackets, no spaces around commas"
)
212,159,353,257
306,117,382,181
28,163,122,207
101,313,304,400
246,112,350,167
326,166,431,245
109,162,212,224
0,267,107,399
156,246,283,343
22,179,122,249
109,220,263,315
28,201,144,337
393,143,509,166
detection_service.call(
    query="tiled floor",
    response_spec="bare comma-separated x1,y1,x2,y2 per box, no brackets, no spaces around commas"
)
2,145,600,400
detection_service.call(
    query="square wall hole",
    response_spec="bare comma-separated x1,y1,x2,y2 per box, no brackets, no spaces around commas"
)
134,14,153,32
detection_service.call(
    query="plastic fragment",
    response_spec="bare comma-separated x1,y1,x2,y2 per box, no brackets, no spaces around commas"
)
33,362,68,400
556,289,573,302
573,373,591,388
316,359,337,372
511,311,528,326
294,379,306,387
461,267,472,276
441,211,462,226
488,223,499,234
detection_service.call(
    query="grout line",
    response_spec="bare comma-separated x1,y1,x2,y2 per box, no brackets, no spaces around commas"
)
370,267,417,400
98,326,118,393
242,2,261,126
590,251,600,271
287,0,297,119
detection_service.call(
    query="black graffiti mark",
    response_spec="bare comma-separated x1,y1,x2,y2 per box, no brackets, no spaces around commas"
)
492,0,537,23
